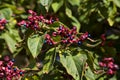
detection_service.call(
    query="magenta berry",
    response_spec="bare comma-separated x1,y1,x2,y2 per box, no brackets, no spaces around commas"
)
18,11,93,46
99,62,106,67
0,18,7,30
50,26,92,45
99,57,119,75
18,10,58,30
4,56,10,62
52,32,57,36
103,57,114,63
28,10,37,16
45,34,56,45
8,66,11,70
100,34,106,46
73,26,77,30
113,64,119,70
0,56,24,80
107,69,115,75
79,32,89,41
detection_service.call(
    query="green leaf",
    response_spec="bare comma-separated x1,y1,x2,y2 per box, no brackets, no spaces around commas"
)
109,75,117,80
0,8,12,20
107,18,114,26
27,34,45,58
84,67,95,80
113,0,120,8
2,33,17,53
107,4,117,26
43,48,56,73
73,53,87,79
52,36,61,42
67,0,80,6
23,75,40,80
39,0,53,11
51,0,64,13
65,7,81,32
100,46,117,57
49,21,60,28
8,28,21,42
60,51,87,80
107,34,119,40
85,50,95,71
0,3,24,14
32,75,40,80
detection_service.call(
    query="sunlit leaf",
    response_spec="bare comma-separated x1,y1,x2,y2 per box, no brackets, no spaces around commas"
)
0,8,12,20
107,18,114,26
51,0,64,13
27,34,45,58
60,50,87,80
107,4,117,26
65,7,81,32
107,34,119,40
68,0,81,6
84,50,95,71
113,0,120,8
0,3,24,14
43,48,56,73
84,67,95,80
2,33,17,53
39,0,53,11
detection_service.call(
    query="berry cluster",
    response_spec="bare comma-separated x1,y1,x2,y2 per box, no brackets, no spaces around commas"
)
0,18,7,30
45,25,91,45
44,34,56,45
99,57,119,75
0,56,24,80
52,26,77,44
100,34,106,46
18,10,58,30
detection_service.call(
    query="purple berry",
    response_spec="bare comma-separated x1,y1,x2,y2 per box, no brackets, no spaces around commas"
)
78,41,82,45
88,34,91,37
19,71,23,75
49,42,53,45
56,55,60,61
51,19,54,23
11,59,15,62
13,68,17,72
